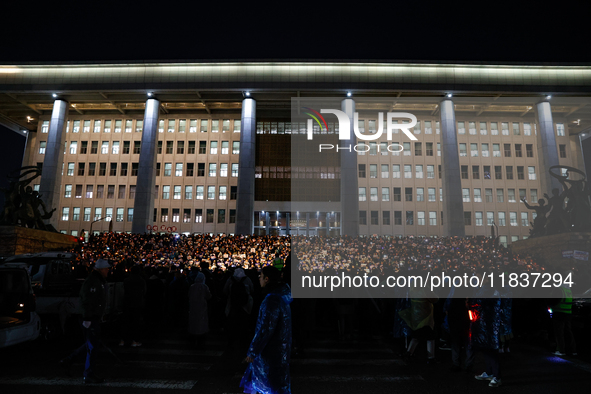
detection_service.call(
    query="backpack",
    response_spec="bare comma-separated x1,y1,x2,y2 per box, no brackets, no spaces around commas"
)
230,277,249,308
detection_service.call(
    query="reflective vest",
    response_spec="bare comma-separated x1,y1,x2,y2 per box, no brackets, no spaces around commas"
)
554,286,573,314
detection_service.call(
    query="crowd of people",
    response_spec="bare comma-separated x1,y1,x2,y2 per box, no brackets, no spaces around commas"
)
59,232,581,391
294,235,543,275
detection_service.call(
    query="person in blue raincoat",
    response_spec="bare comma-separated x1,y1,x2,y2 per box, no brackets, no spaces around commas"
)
241,266,292,394
469,273,503,387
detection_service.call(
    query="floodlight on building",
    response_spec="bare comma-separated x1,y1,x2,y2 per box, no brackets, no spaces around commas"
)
245,91,251,97
546,95,552,100
346,92,352,97
147,92,153,97
52,93,58,98
446,93,453,98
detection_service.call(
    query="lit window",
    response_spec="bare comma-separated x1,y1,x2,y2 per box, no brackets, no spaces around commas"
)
220,163,228,177
370,187,378,201
462,188,470,202
417,211,425,225
359,187,366,201
528,166,536,180
189,119,197,133
556,123,565,137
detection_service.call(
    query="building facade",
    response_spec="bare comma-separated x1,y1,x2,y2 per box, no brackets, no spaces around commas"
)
1,62,589,246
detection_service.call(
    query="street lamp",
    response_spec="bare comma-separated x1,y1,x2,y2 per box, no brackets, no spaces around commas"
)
89,217,108,238
491,220,499,247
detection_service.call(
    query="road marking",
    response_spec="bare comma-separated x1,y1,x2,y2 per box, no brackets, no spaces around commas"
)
115,348,223,356
303,348,393,354
232,373,422,382
0,377,197,389
291,358,404,366
143,339,226,346
107,360,212,370
296,375,423,382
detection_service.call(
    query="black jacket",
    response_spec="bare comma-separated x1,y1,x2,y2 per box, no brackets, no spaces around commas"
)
80,270,107,321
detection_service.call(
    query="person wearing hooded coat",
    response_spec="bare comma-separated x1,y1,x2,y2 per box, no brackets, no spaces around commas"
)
469,277,503,387
188,272,212,344
241,266,292,394
224,267,254,351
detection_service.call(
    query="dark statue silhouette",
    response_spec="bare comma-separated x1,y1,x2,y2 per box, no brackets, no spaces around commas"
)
521,165,591,237
0,166,57,232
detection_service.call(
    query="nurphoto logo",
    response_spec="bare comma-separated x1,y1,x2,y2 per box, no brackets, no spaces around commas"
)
302,107,418,153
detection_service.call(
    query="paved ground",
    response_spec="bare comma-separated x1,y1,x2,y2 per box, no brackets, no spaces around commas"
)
0,321,590,394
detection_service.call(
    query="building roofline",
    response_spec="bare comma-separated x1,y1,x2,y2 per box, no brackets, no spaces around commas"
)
2,59,591,68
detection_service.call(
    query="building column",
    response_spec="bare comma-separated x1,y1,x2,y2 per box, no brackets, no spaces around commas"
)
536,101,561,194
38,99,68,231
439,100,465,236
235,98,256,235
131,98,160,234
286,212,290,235
340,98,359,236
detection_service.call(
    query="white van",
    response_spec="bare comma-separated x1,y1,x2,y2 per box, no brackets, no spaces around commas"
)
0,264,41,348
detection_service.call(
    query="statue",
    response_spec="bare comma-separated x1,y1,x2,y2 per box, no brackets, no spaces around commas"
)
521,198,550,237
522,165,591,237
543,188,570,235
0,166,57,231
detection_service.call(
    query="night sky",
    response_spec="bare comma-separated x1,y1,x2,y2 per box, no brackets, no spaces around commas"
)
1,3,590,64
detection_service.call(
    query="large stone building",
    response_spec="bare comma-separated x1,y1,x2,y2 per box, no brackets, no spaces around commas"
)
0,62,590,246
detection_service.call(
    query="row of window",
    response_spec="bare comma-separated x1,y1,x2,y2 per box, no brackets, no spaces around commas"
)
359,210,534,227
41,119,567,138
156,208,235,224
359,187,538,203
42,119,241,134
358,164,537,181
40,140,241,156
60,207,236,224
61,162,239,178
256,121,565,137
62,184,238,201
460,165,537,180
159,185,237,200
459,143,536,158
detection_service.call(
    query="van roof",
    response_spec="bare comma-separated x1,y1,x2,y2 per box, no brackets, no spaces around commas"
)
2,252,77,266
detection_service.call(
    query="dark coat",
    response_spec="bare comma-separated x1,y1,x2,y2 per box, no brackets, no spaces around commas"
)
123,273,147,309
80,270,107,321
188,273,212,335
469,286,501,350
